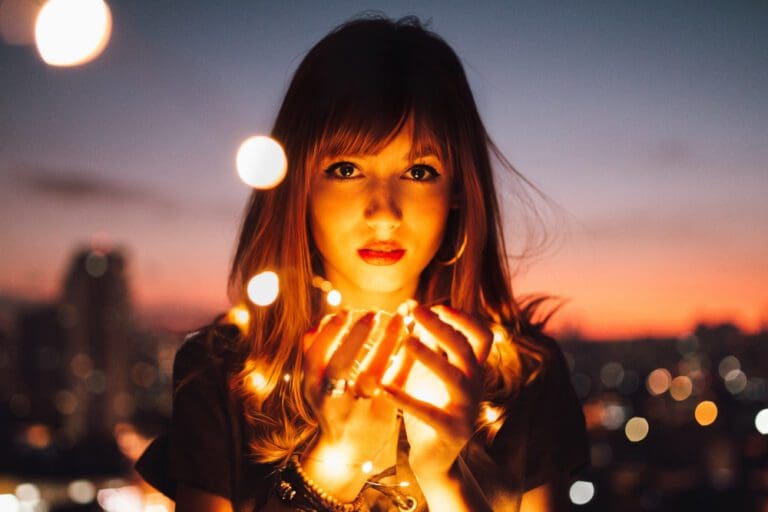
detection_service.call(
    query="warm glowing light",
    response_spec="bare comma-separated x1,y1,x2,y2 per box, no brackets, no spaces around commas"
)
314,446,352,480
249,371,267,392
283,373,291,382
247,271,279,306
491,324,507,344
96,485,142,512
755,409,768,435
694,400,718,426
236,135,287,189
35,0,111,67
625,416,649,442
326,289,342,307
361,461,373,474
646,368,672,396
568,480,595,505
0,494,20,512
14,483,40,505
483,404,503,424
227,305,250,331
405,361,450,408
25,424,52,448
68,480,96,504
669,375,693,401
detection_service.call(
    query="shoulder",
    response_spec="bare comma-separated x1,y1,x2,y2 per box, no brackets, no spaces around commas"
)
172,323,244,388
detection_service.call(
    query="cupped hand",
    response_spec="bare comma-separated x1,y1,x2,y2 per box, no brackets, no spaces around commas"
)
382,304,493,480
302,310,404,469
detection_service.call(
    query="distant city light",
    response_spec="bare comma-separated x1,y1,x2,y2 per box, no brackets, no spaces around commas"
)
85,250,108,277
755,409,768,435
0,494,20,512
669,375,693,401
600,361,625,388
646,368,672,396
600,403,627,430
568,480,595,505
68,480,96,504
247,271,279,306
694,400,718,426
35,0,112,67
724,369,747,394
236,135,287,189
14,483,40,505
326,289,342,307
718,355,740,380
625,416,649,442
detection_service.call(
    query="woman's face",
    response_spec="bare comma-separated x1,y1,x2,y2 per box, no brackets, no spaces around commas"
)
308,126,453,309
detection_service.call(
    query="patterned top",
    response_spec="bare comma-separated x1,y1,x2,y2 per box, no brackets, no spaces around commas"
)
136,324,589,511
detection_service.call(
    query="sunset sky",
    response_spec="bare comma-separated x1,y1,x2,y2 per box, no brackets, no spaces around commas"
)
1,1,766,340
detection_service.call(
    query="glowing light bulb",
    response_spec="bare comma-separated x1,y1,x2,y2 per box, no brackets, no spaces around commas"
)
35,0,111,67
625,417,649,442
283,373,291,382
227,305,250,331
694,400,718,426
247,271,279,306
249,371,267,392
361,461,373,474
483,405,502,424
236,135,287,189
326,289,342,307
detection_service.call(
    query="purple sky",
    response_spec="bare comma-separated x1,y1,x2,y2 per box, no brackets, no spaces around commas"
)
1,1,766,339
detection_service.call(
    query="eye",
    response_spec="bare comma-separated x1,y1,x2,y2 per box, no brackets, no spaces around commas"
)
402,164,440,182
323,161,361,180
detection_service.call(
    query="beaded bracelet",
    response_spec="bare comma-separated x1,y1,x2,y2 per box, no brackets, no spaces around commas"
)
276,455,365,512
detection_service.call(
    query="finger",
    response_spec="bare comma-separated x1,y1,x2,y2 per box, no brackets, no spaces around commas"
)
413,305,477,376
325,311,375,379
404,337,469,401
432,305,493,363
305,311,349,375
381,343,416,388
356,314,404,396
382,384,452,427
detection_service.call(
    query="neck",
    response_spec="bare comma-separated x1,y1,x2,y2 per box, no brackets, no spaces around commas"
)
322,273,417,315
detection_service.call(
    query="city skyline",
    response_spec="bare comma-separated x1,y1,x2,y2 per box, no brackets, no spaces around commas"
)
1,1,767,340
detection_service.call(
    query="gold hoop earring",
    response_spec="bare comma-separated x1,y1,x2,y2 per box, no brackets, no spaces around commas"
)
438,231,467,266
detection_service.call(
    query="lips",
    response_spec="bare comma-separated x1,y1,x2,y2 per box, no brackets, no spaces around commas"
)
358,241,405,266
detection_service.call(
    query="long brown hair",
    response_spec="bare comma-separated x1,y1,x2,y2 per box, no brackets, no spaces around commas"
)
227,15,553,464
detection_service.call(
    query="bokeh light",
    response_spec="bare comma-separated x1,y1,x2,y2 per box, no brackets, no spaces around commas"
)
755,408,768,435
600,361,625,388
326,289,342,307
724,369,747,394
68,480,96,504
625,416,649,442
236,135,287,189
646,368,672,395
249,371,267,392
694,400,718,426
14,483,40,505
718,355,740,379
227,305,250,331
0,494,20,511
569,480,595,505
35,0,112,67
669,375,693,401
247,271,279,306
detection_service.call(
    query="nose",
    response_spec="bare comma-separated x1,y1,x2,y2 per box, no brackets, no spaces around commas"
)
364,178,402,233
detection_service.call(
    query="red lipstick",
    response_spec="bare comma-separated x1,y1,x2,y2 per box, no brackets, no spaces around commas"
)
358,241,405,266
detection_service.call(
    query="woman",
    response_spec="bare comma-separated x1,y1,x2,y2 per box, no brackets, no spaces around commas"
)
137,15,588,511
